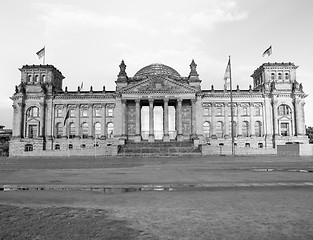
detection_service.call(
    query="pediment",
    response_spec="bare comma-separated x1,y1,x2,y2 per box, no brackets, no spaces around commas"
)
121,76,196,94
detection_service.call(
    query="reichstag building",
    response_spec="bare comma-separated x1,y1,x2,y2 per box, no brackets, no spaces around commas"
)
9,60,308,156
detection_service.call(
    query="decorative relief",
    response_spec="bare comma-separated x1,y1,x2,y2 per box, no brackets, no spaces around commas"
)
124,77,196,94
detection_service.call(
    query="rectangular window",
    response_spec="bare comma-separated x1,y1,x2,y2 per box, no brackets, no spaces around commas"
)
255,106,261,116
28,125,38,138
203,108,209,116
94,109,101,117
281,123,289,136
82,108,88,117
69,109,75,117
216,107,223,116
107,108,113,117
55,109,62,117
242,106,249,116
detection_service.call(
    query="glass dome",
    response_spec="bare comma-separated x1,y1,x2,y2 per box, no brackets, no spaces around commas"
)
133,63,181,78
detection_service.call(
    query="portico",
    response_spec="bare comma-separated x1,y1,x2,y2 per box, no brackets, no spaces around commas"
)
122,98,197,142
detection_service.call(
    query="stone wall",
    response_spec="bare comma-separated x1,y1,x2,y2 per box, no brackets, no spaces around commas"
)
201,145,277,155
9,138,119,157
277,144,313,156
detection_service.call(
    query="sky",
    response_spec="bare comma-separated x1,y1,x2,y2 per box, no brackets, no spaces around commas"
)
1,0,313,128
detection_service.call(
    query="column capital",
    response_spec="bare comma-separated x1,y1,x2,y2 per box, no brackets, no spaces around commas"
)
163,98,169,103
135,98,141,103
121,99,127,104
177,98,183,103
148,98,154,103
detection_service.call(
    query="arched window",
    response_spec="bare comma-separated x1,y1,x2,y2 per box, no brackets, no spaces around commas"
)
107,122,114,138
94,122,101,139
24,144,33,152
55,144,60,150
255,121,262,137
278,72,282,80
82,123,88,139
27,75,32,83
27,107,39,117
68,144,73,149
69,123,75,138
216,121,223,138
42,75,46,82
203,121,210,139
278,104,291,115
271,73,275,80
284,72,289,80
56,122,63,138
230,121,237,137
242,121,249,137
34,75,39,82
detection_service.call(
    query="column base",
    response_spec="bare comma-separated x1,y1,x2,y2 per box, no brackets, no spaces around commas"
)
134,135,142,142
163,134,170,142
190,134,198,140
176,134,184,142
148,134,155,142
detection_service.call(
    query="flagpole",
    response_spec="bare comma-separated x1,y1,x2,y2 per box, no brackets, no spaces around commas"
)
229,56,235,156
43,46,45,65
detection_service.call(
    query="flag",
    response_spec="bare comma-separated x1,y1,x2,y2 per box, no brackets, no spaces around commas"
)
80,82,83,91
262,46,272,57
224,58,231,90
36,47,45,59
63,110,69,126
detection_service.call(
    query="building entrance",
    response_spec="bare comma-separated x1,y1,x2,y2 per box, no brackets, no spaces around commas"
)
140,104,176,141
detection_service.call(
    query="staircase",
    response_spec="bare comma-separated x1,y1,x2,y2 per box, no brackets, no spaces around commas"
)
118,141,201,157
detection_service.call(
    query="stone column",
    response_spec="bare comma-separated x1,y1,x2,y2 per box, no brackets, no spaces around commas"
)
88,104,93,138
211,103,216,138
195,95,203,143
39,102,45,137
163,98,170,142
292,99,297,136
14,103,23,138
101,103,106,139
224,103,229,138
121,99,127,138
296,100,306,135
190,99,197,139
237,102,242,137
250,103,255,136
272,99,279,136
62,104,68,138
75,104,81,138
148,99,154,142
135,99,141,142
176,98,183,141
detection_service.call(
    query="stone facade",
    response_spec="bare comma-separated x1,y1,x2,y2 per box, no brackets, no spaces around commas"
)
9,61,309,156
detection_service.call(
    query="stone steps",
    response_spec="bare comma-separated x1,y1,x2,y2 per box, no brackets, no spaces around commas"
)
118,141,201,156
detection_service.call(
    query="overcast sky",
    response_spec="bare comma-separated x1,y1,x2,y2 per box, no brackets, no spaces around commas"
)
1,0,313,128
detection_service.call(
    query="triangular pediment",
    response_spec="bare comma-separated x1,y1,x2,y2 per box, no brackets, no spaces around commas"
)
121,76,196,94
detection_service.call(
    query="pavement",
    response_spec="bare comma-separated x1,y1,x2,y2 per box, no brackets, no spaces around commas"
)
1,155,313,192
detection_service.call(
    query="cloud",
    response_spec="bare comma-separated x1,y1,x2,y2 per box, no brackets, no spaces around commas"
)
34,2,143,31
